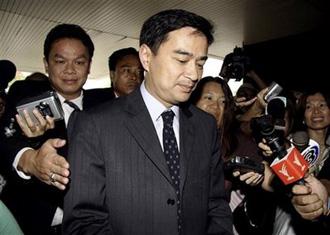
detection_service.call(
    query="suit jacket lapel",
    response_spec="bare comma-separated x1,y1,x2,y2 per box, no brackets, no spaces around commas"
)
179,105,195,192
124,90,172,184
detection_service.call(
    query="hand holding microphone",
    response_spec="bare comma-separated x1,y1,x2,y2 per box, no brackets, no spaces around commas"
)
291,174,329,220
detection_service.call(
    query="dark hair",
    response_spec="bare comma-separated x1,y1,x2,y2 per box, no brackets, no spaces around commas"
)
25,72,48,82
189,76,238,159
140,9,214,54
108,47,139,71
284,96,296,135
0,89,6,100
298,89,330,112
0,60,16,90
44,24,94,61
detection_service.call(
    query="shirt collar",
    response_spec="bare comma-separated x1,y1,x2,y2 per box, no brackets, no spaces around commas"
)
57,91,83,110
140,80,179,122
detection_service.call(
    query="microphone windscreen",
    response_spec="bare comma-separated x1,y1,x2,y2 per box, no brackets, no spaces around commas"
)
266,97,286,120
291,131,309,152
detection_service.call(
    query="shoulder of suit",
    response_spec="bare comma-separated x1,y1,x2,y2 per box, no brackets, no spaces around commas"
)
84,88,114,98
182,103,213,119
182,103,218,128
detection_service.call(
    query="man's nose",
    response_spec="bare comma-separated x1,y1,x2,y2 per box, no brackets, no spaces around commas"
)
185,63,200,81
64,62,76,74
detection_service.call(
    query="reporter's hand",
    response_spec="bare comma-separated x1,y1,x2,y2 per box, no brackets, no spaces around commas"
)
261,161,275,192
233,170,264,186
291,174,328,220
16,108,55,137
258,140,273,157
18,138,70,190
234,96,257,108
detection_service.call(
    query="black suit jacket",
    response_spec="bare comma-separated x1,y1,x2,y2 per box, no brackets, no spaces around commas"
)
0,81,114,235
63,88,233,235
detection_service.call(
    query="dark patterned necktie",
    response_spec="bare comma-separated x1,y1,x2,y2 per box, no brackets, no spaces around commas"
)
161,110,182,232
64,100,80,111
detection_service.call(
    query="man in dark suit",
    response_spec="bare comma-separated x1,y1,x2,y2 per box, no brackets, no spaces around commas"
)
63,9,233,235
0,24,109,235
108,47,143,97
91,47,143,99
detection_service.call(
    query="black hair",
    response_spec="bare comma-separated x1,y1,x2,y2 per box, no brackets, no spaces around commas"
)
140,9,214,54
108,47,139,71
0,89,6,100
43,24,94,61
0,60,16,90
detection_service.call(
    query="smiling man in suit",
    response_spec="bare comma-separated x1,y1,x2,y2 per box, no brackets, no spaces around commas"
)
0,24,111,235
63,9,233,235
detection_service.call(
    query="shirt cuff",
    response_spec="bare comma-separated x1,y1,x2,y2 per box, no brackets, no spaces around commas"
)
13,147,33,180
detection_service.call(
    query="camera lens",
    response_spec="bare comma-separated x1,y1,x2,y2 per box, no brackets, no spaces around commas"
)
37,102,53,117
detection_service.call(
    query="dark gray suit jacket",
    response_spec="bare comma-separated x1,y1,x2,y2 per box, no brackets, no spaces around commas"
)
63,88,233,235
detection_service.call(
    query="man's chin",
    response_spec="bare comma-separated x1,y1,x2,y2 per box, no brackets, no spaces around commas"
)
176,93,192,103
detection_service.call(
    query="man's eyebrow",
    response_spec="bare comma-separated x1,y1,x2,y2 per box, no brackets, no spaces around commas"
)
173,50,208,61
173,49,192,56
54,54,88,59
198,55,208,61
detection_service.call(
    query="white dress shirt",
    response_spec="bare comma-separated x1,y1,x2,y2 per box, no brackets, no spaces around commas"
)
140,81,180,150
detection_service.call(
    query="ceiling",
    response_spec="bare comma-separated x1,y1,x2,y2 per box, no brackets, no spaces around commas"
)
0,0,327,82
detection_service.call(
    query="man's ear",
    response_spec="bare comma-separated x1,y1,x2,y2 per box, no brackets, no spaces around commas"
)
110,70,115,82
139,44,152,72
43,57,49,74
87,59,92,74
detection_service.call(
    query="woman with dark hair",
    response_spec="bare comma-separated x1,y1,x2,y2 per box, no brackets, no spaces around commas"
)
190,76,267,234
189,76,237,159
296,89,330,176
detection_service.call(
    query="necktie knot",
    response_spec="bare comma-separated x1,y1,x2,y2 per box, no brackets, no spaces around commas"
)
161,110,174,127
64,100,80,111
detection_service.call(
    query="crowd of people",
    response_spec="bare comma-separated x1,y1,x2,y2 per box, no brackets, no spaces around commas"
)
0,8,329,235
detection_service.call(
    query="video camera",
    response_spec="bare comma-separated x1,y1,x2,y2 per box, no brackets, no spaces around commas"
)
251,114,287,159
16,91,64,124
219,46,251,81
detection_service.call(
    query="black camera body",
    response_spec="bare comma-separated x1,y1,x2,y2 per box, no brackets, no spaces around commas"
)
224,156,264,174
251,114,287,159
16,91,64,124
219,47,251,81
36,101,53,117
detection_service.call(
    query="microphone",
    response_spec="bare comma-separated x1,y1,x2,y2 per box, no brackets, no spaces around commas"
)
270,146,308,185
291,131,309,153
270,132,320,186
291,131,320,172
265,96,286,129
301,139,320,171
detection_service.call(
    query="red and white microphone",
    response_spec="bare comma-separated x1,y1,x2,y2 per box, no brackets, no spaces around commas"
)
270,146,309,185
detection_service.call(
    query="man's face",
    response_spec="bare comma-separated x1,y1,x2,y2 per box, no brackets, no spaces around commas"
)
111,54,143,97
44,38,91,100
141,27,208,108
